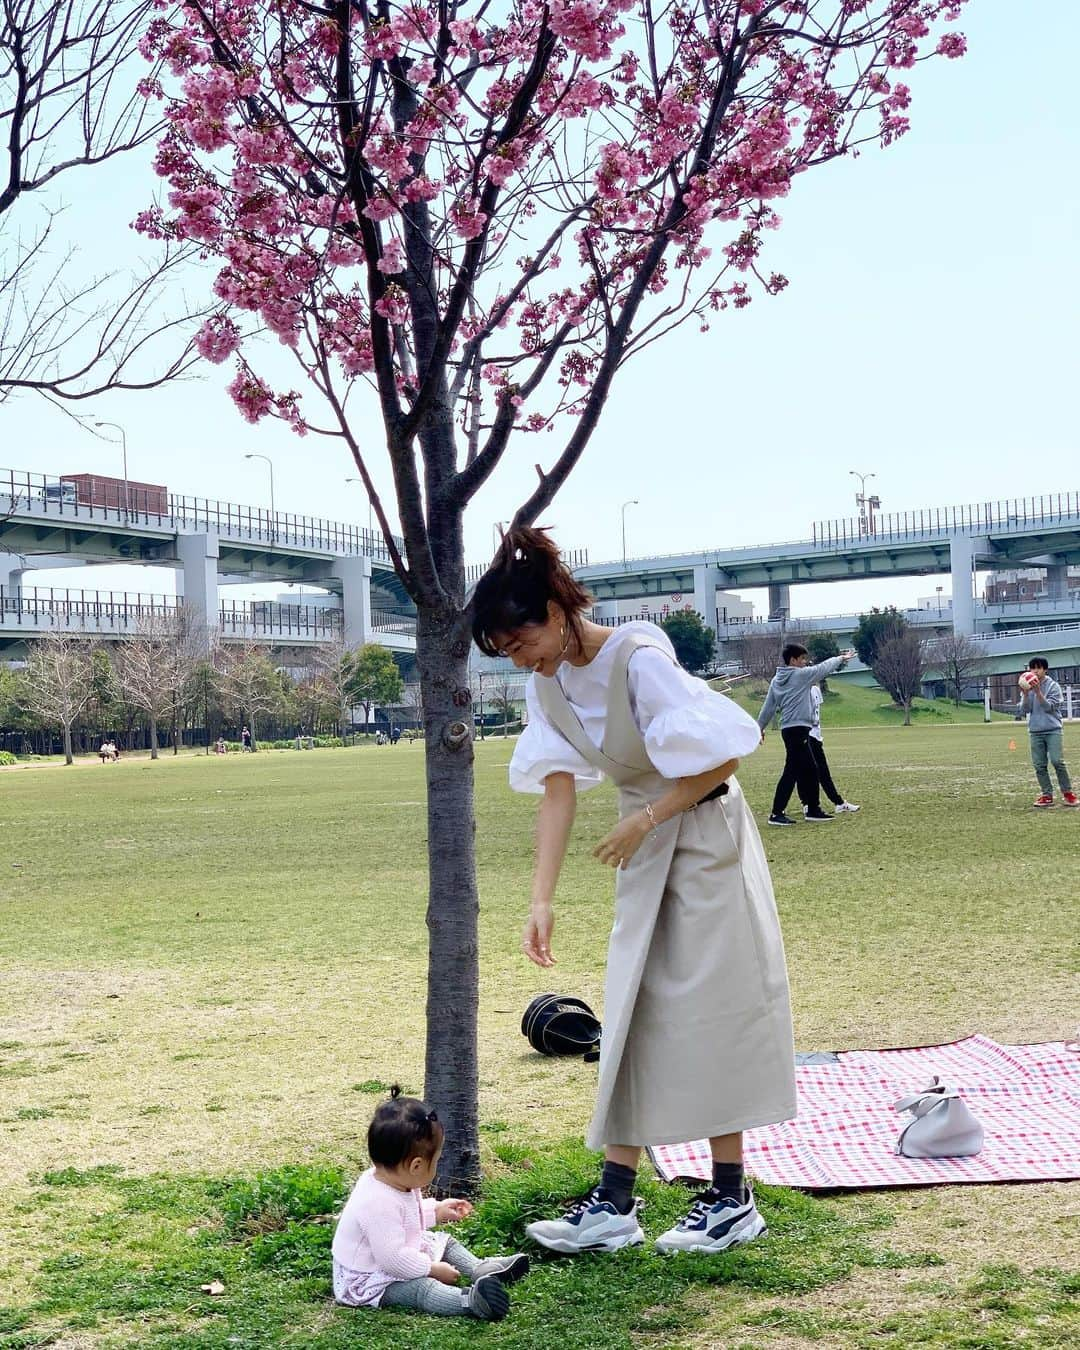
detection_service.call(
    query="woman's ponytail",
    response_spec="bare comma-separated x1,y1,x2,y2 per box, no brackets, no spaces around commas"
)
472,526,592,656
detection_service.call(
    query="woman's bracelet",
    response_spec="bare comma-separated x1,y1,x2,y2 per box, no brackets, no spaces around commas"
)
643,802,659,834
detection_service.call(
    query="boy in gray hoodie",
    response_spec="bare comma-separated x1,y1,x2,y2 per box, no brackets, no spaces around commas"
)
757,643,854,825
1019,657,1078,808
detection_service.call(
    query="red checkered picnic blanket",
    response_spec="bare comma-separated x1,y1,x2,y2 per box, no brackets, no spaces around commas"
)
649,1036,1080,1189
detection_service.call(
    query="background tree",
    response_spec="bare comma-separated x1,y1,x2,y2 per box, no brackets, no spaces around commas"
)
185,658,226,751
661,611,716,674
853,607,908,668
488,677,520,738
806,630,841,692
806,631,841,664
311,636,360,739
110,606,205,759
736,631,784,680
931,630,983,705
872,629,926,725
143,0,969,1191
0,663,38,752
292,668,340,737
0,1,201,406
347,643,405,734
217,642,282,748
19,631,96,763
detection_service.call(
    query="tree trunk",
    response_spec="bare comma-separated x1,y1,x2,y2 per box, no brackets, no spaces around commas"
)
149,713,159,760
418,604,481,1197
62,724,73,765
903,699,912,726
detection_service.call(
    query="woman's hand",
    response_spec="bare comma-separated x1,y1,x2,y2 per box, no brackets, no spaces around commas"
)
593,810,651,870
435,1198,473,1224
430,1260,462,1285
522,903,556,967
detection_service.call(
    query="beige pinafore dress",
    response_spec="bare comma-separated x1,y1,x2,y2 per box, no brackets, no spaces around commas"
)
535,634,797,1149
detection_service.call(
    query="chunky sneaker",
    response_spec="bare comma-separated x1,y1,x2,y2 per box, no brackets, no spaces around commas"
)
1063,792,1079,808
804,808,833,822
472,1253,530,1285
654,1186,767,1255
767,813,798,827
835,801,861,813
1033,794,1055,808
525,1189,644,1254
466,1274,510,1321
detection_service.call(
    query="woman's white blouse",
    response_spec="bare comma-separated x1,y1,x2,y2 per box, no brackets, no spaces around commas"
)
509,621,762,794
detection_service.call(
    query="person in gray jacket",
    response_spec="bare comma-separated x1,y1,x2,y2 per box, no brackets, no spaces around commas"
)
1019,657,1078,808
757,643,853,826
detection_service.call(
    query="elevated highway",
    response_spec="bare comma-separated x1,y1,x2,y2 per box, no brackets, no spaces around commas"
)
575,492,1080,636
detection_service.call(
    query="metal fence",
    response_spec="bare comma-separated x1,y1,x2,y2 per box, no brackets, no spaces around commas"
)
811,492,1080,549
0,587,344,639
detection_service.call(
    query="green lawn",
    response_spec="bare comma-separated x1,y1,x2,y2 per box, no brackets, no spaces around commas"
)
1,726,1077,1348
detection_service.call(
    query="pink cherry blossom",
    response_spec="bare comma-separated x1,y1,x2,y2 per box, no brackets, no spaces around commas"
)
134,0,969,430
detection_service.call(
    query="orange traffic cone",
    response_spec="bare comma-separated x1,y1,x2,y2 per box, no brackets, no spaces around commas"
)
1008,739,1017,751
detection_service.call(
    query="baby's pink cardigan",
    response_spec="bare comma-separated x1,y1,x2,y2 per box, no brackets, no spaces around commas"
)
332,1168,448,1294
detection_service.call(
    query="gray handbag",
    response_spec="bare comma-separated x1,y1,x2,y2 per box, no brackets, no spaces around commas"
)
892,1077,985,1158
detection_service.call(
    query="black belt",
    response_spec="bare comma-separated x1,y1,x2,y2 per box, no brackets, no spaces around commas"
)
697,782,729,804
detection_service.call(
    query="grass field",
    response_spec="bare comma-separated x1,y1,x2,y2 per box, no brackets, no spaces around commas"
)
1,712,1078,1348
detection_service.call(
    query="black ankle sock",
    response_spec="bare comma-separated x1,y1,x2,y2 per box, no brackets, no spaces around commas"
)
711,1160,745,1204
597,1160,637,1213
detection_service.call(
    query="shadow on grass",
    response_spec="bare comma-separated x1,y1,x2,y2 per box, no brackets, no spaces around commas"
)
4,1142,1066,1350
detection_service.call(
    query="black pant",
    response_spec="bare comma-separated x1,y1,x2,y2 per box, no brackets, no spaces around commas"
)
799,737,842,807
772,726,821,815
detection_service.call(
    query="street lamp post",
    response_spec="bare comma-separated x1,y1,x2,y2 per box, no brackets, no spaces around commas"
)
621,499,639,569
245,453,276,538
94,420,130,520
345,477,374,538
849,470,879,537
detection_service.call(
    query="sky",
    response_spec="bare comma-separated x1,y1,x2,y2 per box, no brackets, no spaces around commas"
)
4,3,1078,617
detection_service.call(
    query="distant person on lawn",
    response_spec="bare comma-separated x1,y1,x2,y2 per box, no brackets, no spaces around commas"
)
756,643,854,826
1019,658,1078,808
797,684,860,817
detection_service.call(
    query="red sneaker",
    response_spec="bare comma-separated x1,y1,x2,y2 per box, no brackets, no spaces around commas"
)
1063,792,1079,808
1033,794,1054,808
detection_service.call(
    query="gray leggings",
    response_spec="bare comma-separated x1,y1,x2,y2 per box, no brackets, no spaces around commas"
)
380,1238,478,1317
1031,730,1072,795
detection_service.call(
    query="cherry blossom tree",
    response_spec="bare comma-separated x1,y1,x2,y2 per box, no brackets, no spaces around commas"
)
138,0,968,1191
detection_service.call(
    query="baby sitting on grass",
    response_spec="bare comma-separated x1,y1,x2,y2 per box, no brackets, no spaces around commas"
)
332,1086,528,1321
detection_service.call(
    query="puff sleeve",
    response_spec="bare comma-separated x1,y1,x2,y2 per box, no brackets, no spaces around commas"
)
508,677,604,794
628,643,762,778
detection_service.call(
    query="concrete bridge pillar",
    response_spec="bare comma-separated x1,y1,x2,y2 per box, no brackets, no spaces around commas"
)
692,564,721,630
334,554,373,647
949,535,976,635
0,552,24,603
767,583,791,621
1045,561,1069,602
177,532,220,642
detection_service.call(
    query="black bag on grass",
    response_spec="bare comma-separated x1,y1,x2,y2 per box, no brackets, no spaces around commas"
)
522,994,601,1063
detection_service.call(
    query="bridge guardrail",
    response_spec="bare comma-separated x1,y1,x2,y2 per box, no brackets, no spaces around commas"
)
0,587,345,640
1,467,404,561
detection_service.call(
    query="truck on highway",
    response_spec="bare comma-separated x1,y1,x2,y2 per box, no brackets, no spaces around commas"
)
46,474,169,515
